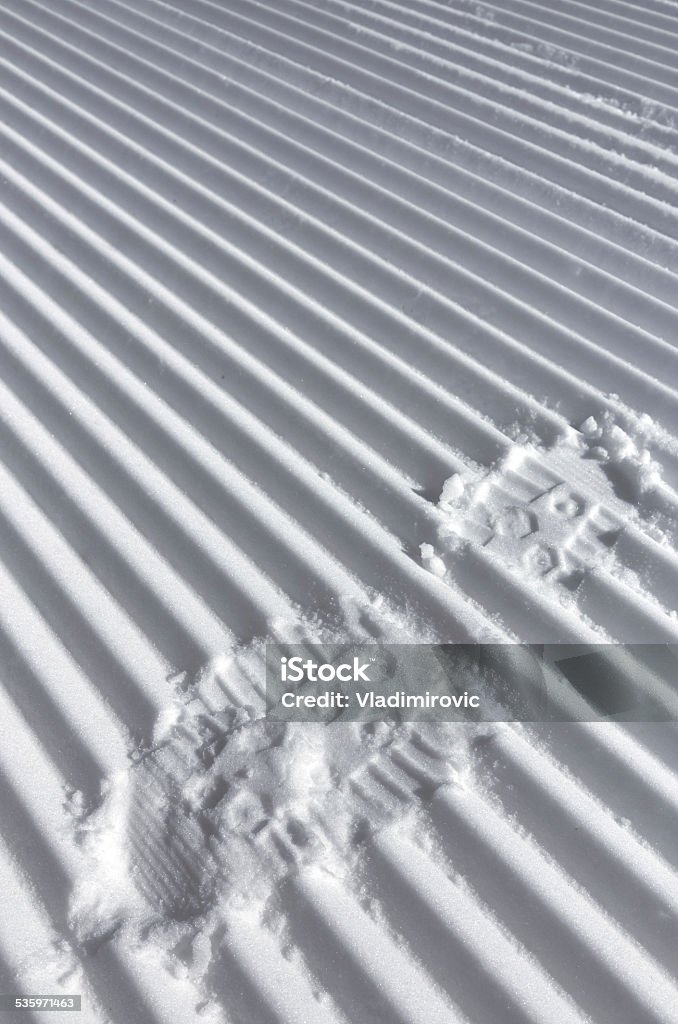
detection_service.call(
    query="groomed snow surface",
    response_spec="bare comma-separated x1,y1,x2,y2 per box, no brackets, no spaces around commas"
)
1,0,678,1021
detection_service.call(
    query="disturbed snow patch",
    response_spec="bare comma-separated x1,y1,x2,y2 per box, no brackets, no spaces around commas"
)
68,611,481,1000
421,416,665,618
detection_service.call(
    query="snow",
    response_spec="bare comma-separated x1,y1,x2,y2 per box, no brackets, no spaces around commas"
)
1,0,678,1020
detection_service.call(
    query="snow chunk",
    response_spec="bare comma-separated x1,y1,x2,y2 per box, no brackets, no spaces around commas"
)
580,413,662,498
420,543,447,578
439,473,465,505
